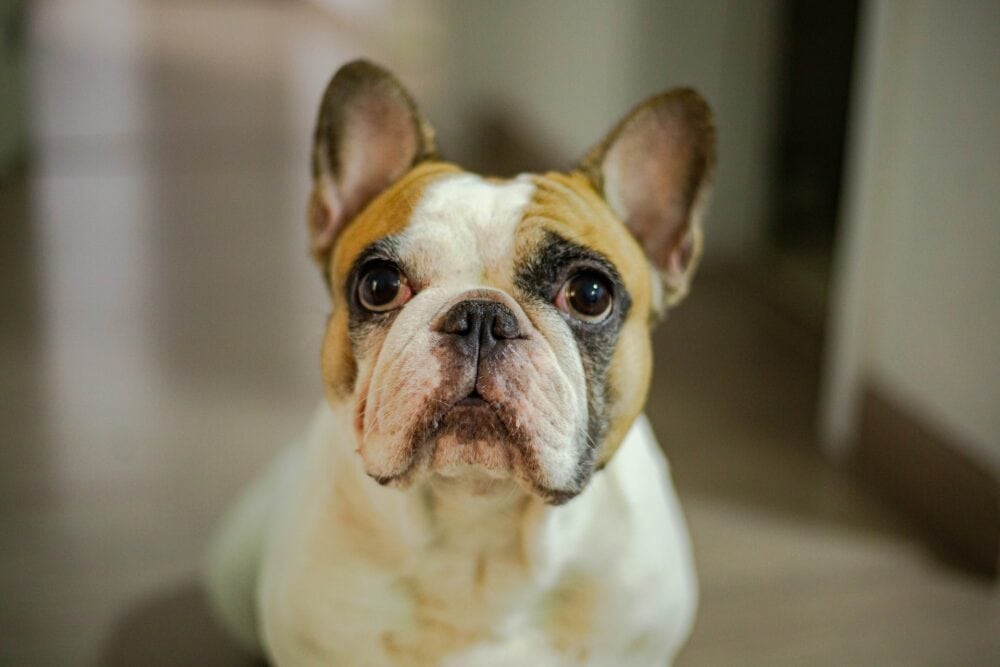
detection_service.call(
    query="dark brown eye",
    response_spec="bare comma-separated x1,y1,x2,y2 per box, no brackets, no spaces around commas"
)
557,271,613,322
357,262,411,312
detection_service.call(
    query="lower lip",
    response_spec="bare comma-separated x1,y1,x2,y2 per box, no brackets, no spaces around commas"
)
455,396,489,408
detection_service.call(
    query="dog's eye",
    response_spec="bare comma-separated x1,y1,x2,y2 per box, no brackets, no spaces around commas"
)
556,271,613,323
357,261,412,312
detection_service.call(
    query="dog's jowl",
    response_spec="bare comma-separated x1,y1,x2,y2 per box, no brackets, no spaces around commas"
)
206,59,715,667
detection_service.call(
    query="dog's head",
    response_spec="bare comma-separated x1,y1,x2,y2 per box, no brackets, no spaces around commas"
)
309,61,714,504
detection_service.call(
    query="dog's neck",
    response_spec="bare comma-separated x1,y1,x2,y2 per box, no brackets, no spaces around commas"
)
320,401,553,569
416,477,545,557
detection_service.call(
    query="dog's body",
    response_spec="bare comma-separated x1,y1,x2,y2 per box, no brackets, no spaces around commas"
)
211,405,694,666
206,61,714,666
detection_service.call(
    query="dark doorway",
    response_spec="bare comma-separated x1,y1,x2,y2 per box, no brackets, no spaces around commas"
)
766,0,861,334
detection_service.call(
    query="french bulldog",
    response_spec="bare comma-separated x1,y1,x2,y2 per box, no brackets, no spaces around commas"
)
206,59,715,667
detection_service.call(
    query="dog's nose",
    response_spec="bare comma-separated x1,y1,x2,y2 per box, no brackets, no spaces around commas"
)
439,299,521,362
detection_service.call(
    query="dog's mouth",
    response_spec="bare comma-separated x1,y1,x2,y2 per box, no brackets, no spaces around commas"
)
371,389,579,505
427,391,514,474
454,389,489,408
371,386,541,490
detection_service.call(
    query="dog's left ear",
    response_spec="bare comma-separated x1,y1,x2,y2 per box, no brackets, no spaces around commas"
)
309,59,437,266
580,89,716,309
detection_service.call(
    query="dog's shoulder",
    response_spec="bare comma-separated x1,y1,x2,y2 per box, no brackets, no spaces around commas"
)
537,415,698,661
252,408,697,665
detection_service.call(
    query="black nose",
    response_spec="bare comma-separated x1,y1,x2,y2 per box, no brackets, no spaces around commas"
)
439,299,521,362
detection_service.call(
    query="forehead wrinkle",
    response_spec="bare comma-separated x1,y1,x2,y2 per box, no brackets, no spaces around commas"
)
397,173,535,290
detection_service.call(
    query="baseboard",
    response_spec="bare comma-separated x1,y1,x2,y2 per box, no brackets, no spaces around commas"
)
854,384,999,577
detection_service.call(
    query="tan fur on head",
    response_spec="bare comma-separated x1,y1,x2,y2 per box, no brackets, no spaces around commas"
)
309,60,716,500
320,161,461,398
519,171,656,466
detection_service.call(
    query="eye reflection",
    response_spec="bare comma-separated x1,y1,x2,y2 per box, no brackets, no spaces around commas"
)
558,271,613,322
357,262,411,312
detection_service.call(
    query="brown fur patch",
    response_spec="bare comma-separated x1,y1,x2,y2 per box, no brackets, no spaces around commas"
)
474,554,487,589
522,171,654,314
321,161,461,397
542,571,599,657
520,171,655,464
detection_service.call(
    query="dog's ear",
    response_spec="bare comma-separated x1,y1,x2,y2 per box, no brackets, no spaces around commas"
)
580,89,715,309
309,59,437,265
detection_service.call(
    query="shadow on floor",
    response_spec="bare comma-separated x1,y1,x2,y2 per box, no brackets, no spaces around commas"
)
96,581,265,667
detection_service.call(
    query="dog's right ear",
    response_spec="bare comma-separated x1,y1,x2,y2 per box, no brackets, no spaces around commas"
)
309,60,437,266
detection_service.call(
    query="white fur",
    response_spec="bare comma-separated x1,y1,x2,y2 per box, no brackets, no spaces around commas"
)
397,173,534,289
207,406,696,666
205,173,698,665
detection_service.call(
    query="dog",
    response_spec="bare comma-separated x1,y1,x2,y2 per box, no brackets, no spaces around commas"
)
205,59,715,666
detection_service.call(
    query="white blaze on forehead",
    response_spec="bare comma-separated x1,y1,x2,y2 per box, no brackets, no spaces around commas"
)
397,173,536,287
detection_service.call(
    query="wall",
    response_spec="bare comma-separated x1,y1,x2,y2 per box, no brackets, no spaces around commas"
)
822,0,1000,471
0,0,27,173
432,0,784,262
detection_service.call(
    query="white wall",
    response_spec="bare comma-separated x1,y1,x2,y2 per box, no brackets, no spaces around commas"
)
430,1,637,168
822,0,1000,471
636,0,784,261
432,0,784,262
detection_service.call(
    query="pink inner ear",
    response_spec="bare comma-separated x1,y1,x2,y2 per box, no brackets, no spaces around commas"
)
309,62,433,265
309,182,343,262
336,90,420,226
604,106,701,278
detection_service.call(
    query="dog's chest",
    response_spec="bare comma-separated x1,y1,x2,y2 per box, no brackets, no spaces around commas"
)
282,547,544,666
378,540,539,663
265,491,565,665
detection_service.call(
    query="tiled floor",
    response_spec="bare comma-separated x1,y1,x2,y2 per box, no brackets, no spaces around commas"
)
2,2,998,665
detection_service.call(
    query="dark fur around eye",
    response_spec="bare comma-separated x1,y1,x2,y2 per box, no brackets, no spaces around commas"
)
514,232,630,323
513,231,631,488
343,239,408,361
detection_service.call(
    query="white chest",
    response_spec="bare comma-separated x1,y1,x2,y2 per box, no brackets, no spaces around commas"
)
255,413,696,667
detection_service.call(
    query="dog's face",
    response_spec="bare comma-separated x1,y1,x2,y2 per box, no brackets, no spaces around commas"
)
308,61,714,504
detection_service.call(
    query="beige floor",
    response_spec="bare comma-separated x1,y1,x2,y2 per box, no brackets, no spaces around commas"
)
2,2,998,666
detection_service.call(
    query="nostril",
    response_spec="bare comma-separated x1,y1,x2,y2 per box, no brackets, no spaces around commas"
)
491,311,521,340
442,309,472,336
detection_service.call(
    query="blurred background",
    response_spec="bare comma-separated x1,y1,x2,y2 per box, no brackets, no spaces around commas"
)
1,0,998,665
